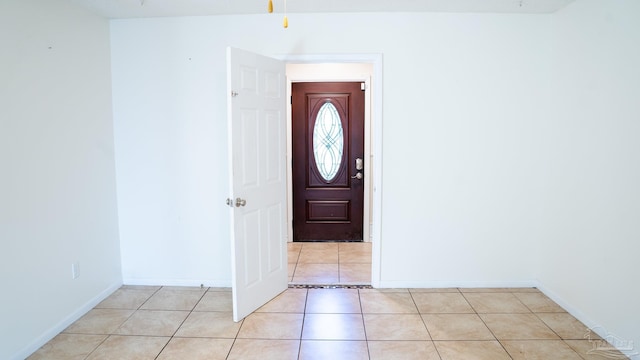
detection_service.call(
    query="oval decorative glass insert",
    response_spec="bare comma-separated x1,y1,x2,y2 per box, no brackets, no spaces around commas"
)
313,102,344,181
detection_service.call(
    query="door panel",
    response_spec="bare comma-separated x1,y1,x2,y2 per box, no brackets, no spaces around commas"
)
292,82,365,241
227,47,287,322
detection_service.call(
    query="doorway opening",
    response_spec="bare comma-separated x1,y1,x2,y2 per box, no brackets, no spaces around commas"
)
227,49,382,320
284,60,380,285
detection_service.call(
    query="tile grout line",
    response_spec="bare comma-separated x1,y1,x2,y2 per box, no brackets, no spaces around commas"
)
458,289,508,355
525,304,588,359
225,287,246,360
83,286,164,360
35,284,612,359
297,288,309,360
154,286,209,359
356,288,371,359
408,289,438,356
458,291,582,359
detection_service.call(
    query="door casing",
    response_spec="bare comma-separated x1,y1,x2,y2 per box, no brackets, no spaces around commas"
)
281,54,383,287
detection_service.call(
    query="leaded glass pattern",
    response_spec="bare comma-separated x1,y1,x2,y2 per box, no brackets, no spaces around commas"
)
313,102,344,181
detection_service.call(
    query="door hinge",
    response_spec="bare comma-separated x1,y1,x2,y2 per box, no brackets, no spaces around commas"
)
231,90,239,97
290,95,293,104
361,83,366,91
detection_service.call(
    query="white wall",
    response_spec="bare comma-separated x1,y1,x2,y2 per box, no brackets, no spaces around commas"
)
111,12,549,286
110,18,233,285
111,2,640,356
538,0,640,356
0,1,121,359
375,15,551,287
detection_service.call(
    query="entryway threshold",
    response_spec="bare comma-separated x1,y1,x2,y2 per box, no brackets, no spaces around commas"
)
288,284,373,289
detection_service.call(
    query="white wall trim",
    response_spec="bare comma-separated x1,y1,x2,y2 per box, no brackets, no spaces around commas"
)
534,280,640,359
378,280,539,289
285,63,374,244
122,279,232,287
13,282,122,360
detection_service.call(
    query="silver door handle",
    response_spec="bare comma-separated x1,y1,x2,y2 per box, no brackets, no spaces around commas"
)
351,172,363,180
235,198,246,207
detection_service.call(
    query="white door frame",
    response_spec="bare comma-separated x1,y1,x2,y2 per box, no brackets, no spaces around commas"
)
278,54,383,287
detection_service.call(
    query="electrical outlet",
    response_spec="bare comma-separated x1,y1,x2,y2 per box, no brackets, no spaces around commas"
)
71,262,80,279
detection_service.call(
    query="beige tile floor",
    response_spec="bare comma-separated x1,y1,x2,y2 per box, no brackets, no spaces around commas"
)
29,285,629,359
288,242,372,285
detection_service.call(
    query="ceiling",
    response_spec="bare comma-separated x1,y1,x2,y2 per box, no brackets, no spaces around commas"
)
71,0,575,19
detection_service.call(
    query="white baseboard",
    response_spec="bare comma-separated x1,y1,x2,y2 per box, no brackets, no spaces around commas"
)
533,280,599,329
376,280,538,289
122,278,232,288
14,281,122,360
534,280,639,360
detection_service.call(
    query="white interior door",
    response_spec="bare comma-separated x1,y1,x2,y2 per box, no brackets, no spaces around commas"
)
227,47,288,322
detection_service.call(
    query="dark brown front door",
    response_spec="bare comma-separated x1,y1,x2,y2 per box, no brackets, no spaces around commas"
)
292,82,365,241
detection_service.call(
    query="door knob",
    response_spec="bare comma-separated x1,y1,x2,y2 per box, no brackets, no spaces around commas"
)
351,172,363,180
235,198,247,207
